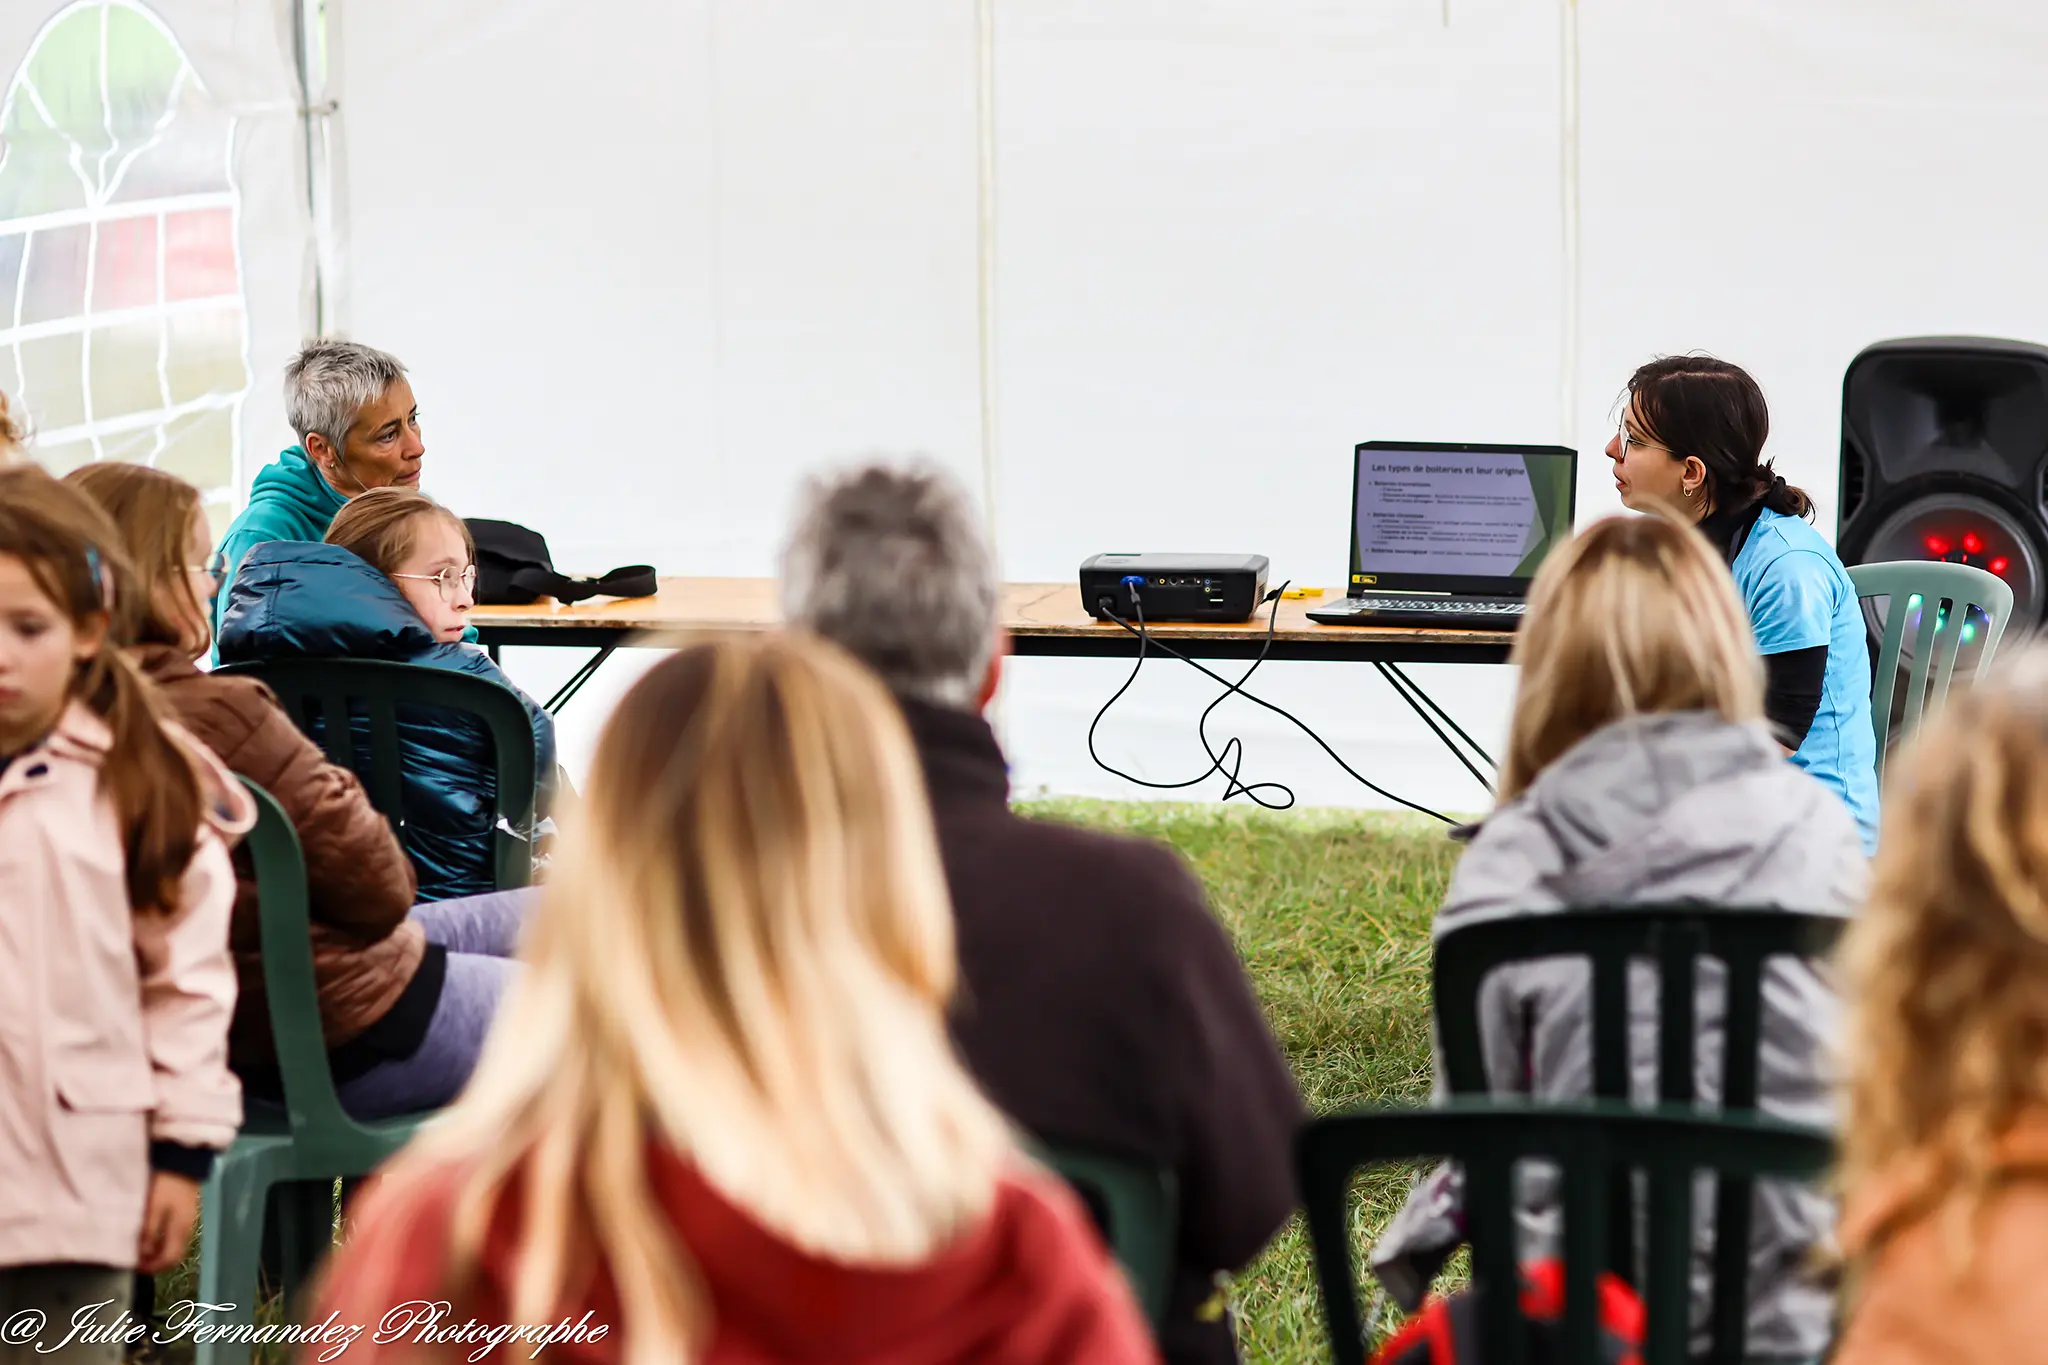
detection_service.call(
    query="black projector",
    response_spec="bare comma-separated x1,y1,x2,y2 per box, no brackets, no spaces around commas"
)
1080,553,1271,623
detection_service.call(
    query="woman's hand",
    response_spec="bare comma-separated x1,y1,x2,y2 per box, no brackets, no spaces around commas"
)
137,1172,202,1273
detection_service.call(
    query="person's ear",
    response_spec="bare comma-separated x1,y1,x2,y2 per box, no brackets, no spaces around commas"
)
303,431,334,466
975,629,1011,712
71,610,108,664
1683,456,1710,498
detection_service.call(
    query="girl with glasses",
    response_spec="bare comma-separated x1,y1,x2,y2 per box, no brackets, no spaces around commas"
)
212,487,555,911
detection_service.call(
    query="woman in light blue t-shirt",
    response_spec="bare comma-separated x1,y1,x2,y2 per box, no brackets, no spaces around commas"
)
1606,355,1880,852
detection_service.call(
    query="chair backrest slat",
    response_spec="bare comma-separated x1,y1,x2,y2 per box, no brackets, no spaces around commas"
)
1590,952,1630,1099
1465,1154,1525,1365
219,659,537,890
237,779,370,1152
316,692,353,772
1706,1173,1755,1364
1559,1145,1609,1363
1720,951,1766,1111
364,692,408,824
1848,559,2016,779
1925,592,1974,705
1900,593,1944,735
1295,1101,1832,1365
1653,923,1700,1104
1030,1143,1177,1329
1643,1163,1696,1364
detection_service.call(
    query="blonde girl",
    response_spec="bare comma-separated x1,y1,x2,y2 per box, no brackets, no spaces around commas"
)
1371,514,1866,1358
315,632,1155,1364
0,466,247,1364
1832,649,2048,1363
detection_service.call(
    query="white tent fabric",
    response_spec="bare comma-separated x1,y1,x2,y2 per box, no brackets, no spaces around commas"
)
316,0,2048,808
19,0,2048,809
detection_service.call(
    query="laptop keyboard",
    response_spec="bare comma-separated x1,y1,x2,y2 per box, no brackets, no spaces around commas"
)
1332,596,1527,617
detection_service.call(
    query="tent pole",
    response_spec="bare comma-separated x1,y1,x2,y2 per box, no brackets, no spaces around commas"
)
974,0,1001,565
1558,0,1581,454
975,0,1010,733
294,0,334,337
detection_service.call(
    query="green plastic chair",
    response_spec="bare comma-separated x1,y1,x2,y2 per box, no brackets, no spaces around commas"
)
1848,559,2015,778
217,658,537,889
1297,1099,1831,1365
1433,905,1844,1346
196,780,432,1365
1033,1143,1179,1327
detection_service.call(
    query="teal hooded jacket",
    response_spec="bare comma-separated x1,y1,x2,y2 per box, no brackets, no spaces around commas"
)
213,445,348,639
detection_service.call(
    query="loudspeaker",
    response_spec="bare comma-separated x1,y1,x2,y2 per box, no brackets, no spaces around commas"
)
1839,335,2048,626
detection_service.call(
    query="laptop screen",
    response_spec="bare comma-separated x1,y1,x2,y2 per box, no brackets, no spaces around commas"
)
1348,442,1577,596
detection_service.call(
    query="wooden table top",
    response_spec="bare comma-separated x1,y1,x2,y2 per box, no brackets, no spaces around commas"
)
470,577,1516,662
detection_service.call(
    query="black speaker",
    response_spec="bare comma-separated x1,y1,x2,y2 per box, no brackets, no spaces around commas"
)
1839,335,2048,626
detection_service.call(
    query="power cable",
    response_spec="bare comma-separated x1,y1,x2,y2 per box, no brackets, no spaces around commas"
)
1086,580,1458,824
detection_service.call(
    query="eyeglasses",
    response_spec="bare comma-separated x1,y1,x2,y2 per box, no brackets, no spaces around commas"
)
185,550,228,590
1616,420,1648,458
391,565,478,603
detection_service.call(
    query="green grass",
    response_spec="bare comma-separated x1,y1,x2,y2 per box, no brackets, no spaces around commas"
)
1017,799,1459,1365
149,800,1453,1365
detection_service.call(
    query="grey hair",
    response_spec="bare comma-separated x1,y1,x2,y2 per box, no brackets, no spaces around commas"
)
780,459,998,710
283,339,408,453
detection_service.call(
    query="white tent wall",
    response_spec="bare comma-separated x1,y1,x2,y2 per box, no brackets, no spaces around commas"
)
325,0,986,568
1577,0,2048,536
307,0,2048,807
986,0,1557,812
323,0,1558,809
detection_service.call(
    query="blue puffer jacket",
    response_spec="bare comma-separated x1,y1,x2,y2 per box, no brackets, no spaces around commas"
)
216,541,555,903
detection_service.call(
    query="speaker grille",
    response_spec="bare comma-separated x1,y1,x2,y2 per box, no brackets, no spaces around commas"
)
1842,448,1866,522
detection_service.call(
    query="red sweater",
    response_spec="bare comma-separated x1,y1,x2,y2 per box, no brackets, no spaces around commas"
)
317,1146,1161,1365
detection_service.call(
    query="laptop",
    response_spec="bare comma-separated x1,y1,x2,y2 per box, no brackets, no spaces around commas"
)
1308,440,1577,629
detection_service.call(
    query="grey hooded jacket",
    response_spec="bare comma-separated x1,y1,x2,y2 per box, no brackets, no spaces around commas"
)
1371,711,1868,1356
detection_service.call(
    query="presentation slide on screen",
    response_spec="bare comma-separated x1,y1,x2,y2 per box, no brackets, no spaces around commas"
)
1353,451,1565,577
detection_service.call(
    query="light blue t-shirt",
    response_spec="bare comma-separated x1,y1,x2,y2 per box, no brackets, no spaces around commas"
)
1730,508,1880,853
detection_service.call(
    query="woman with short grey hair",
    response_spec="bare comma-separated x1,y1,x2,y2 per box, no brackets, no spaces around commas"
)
210,338,425,634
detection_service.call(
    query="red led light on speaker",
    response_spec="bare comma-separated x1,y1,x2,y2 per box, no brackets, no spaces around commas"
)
1992,556,2011,575
1963,531,1985,555
1925,535,1952,556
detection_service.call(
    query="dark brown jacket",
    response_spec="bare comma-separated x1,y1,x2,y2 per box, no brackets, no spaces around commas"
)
903,699,1301,1365
133,645,422,1070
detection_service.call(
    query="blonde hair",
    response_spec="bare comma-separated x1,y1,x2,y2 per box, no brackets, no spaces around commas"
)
1839,648,2048,1267
323,485,471,577
0,390,26,465
1499,513,1764,800
333,632,1014,1362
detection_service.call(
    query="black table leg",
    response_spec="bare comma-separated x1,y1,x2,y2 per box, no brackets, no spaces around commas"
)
545,645,617,712
1374,661,1497,796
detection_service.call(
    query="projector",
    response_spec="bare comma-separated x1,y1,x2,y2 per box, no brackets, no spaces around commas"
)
1080,553,1271,623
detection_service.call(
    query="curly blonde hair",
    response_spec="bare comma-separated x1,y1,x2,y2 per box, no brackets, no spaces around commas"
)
0,389,26,465
1839,646,2048,1266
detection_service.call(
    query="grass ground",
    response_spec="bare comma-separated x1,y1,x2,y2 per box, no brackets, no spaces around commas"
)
153,800,1454,1364
1017,799,1460,1365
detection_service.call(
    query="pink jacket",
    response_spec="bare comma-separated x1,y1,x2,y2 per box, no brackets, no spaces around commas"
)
0,701,251,1270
